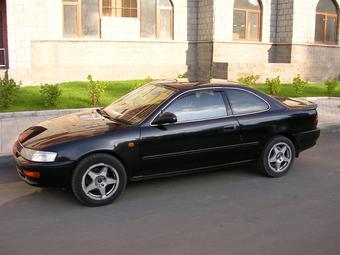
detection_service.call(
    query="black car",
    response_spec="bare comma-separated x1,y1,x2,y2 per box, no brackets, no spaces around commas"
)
13,82,320,206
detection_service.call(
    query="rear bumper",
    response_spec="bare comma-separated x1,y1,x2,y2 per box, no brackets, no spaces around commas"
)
293,128,321,155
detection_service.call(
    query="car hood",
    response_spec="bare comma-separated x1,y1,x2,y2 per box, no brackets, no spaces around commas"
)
19,109,129,149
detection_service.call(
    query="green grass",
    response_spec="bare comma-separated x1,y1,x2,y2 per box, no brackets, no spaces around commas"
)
0,80,145,113
1,80,339,113
254,83,340,98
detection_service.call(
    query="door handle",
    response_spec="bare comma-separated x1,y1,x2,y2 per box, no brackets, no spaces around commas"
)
223,124,237,131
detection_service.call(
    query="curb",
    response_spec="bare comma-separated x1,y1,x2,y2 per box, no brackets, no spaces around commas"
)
303,97,340,100
320,124,340,134
0,108,95,119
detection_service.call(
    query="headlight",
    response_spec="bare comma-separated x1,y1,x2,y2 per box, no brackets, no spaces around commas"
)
20,147,57,162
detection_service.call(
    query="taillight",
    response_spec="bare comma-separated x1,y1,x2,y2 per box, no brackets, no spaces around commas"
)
314,114,318,126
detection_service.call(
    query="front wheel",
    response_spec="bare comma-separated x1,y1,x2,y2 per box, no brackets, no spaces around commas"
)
257,136,296,177
71,153,127,206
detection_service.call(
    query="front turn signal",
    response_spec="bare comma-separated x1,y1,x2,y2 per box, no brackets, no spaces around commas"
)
23,170,41,179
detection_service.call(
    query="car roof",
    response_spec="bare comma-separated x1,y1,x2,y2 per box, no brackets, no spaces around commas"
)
153,80,249,91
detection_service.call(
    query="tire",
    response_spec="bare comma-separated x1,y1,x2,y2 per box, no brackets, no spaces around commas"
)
71,153,127,206
257,136,296,178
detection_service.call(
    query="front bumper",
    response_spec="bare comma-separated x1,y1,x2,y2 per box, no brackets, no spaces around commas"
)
13,141,75,187
293,128,321,155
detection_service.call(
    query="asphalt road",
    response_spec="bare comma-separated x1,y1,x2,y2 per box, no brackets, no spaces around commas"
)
0,133,339,255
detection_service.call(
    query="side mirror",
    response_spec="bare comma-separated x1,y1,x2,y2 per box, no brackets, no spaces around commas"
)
153,112,177,125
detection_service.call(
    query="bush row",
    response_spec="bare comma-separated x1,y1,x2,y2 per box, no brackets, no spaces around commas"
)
0,74,152,109
237,74,339,97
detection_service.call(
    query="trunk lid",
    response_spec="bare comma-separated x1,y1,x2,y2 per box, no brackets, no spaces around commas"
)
272,96,317,110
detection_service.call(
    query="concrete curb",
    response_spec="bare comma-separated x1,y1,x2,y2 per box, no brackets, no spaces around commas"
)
0,108,95,119
319,124,340,134
303,97,340,100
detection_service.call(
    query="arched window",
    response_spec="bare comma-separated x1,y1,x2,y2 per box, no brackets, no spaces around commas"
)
140,0,173,39
159,0,173,39
315,0,338,44
233,0,261,41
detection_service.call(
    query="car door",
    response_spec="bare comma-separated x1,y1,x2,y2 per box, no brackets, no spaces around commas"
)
139,88,242,176
224,88,272,160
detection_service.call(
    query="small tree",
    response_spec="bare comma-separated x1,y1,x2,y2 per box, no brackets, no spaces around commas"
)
292,75,308,96
265,76,281,95
40,84,62,107
325,78,338,97
0,71,19,108
87,75,106,107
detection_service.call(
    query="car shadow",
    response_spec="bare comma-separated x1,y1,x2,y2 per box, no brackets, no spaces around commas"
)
0,160,262,210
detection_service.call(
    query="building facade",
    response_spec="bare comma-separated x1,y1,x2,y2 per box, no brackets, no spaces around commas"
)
0,0,339,84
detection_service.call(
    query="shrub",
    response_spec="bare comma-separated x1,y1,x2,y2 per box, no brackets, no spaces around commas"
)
238,74,260,87
265,76,281,95
325,78,338,97
177,73,187,79
292,75,308,96
0,72,19,108
87,74,106,107
40,84,62,107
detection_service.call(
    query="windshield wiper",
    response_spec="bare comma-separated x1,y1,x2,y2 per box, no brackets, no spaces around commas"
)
96,108,132,125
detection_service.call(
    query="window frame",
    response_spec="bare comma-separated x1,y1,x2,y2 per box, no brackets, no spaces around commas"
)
140,0,174,40
62,0,81,38
150,88,230,126
62,0,100,38
224,88,270,116
315,11,338,44
157,0,174,39
233,1,262,42
101,0,139,18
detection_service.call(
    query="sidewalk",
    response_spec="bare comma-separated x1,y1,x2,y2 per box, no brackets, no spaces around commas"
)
0,108,93,155
0,98,340,155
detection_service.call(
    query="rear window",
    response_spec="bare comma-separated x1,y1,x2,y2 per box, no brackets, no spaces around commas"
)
225,89,269,115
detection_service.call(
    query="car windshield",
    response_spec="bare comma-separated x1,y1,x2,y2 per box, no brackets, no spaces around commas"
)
104,84,176,125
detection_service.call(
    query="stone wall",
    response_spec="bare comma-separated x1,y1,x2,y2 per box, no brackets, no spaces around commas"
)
4,0,198,84
213,42,340,83
29,40,195,84
2,0,340,84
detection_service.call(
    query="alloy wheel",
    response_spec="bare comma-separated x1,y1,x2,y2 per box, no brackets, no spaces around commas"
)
267,142,292,173
81,163,119,200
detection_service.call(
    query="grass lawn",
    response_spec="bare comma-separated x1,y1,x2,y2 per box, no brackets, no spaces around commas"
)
0,80,339,113
0,80,146,113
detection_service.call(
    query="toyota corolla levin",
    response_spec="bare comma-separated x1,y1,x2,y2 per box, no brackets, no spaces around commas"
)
13,82,320,206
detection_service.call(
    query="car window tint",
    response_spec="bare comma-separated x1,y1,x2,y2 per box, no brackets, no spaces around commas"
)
165,90,227,122
226,89,268,115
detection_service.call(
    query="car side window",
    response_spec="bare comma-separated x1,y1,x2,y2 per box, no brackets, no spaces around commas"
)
164,90,227,123
225,89,269,115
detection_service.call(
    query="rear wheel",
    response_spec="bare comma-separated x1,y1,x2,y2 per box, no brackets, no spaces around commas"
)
71,153,127,206
258,136,295,177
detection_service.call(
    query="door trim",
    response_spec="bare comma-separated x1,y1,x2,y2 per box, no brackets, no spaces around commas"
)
142,141,259,161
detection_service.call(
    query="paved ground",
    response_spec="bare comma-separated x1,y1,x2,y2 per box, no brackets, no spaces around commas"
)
0,97,340,155
0,133,339,255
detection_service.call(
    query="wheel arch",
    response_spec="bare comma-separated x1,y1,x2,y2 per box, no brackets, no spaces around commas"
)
74,150,132,180
273,133,299,157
